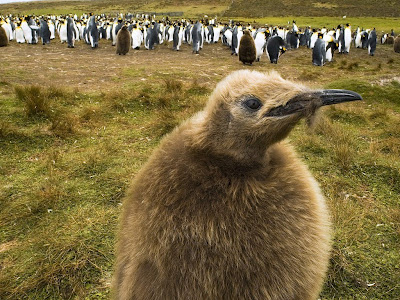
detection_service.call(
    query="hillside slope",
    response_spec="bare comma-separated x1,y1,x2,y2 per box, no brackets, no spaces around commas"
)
226,0,400,17
1,0,400,17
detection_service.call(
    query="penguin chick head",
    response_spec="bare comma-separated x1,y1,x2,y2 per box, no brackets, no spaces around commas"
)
190,70,362,164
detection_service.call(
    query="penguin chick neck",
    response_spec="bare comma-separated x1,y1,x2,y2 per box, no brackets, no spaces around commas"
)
188,70,362,167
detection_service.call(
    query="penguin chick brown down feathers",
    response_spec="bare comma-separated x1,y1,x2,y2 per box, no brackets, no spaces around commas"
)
0,26,8,47
239,30,256,65
114,70,362,300
394,36,400,53
116,25,130,55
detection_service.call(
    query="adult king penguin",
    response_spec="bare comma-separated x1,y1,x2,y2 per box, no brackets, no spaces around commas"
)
39,18,51,45
131,24,143,50
66,17,76,48
344,23,351,53
114,69,362,300
87,15,99,49
367,28,377,56
312,33,326,66
266,35,286,64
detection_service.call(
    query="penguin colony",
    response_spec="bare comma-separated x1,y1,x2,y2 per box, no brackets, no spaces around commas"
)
1,14,399,62
114,70,362,300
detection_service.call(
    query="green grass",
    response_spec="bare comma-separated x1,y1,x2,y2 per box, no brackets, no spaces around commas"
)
1,70,399,299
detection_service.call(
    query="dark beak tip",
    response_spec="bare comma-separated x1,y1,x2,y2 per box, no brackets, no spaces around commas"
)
320,89,363,106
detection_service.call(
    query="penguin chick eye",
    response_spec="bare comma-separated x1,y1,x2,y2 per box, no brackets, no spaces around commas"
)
244,97,262,111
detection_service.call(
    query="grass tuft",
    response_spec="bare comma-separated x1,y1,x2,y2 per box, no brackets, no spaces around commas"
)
15,85,51,118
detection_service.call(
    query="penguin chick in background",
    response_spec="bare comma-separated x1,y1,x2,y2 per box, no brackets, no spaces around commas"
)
239,30,256,65
116,25,130,55
114,70,362,300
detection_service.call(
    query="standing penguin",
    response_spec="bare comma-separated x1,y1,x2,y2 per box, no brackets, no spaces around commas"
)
361,30,369,49
0,26,8,47
131,24,143,49
355,27,362,48
114,69,362,300
87,15,99,49
14,23,25,43
344,24,351,53
39,18,50,44
116,25,130,55
59,19,68,43
66,17,76,48
254,30,267,61
325,36,338,62
367,28,377,56
394,36,400,53
48,19,55,39
172,23,180,50
21,18,33,44
239,30,256,65
191,21,202,54
286,31,299,50
312,34,326,66
266,35,286,64
309,29,318,49
338,26,345,53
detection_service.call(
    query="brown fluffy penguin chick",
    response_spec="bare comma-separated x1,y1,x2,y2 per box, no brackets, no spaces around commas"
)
114,70,362,300
394,35,400,53
116,25,130,55
239,30,256,65
0,26,8,47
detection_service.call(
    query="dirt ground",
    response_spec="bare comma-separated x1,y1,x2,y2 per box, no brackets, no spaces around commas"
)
1,38,399,93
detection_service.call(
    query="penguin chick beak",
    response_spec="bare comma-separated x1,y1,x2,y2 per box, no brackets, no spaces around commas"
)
265,89,363,117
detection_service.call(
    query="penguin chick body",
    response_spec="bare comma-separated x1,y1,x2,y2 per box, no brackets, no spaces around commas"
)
0,26,8,47
114,70,362,300
394,35,400,53
239,30,256,65
116,25,130,55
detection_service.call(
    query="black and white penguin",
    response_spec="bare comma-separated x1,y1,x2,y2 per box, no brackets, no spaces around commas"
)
14,22,25,43
184,22,192,44
361,30,369,49
191,21,202,54
355,27,362,48
39,18,50,44
312,34,326,66
266,35,286,64
286,31,299,50
66,17,75,48
21,17,33,43
338,26,345,53
325,35,338,62
59,19,68,43
87,15,99,48
380,33,387,44
131,23,143,49
254,29,268,61
172,23,184,51
299,31,307,46
231,24,239,55
367,28,377,56
344,23,351,53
